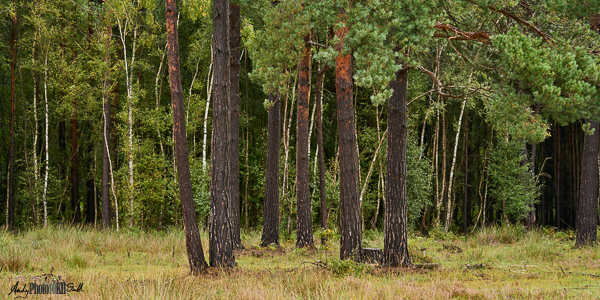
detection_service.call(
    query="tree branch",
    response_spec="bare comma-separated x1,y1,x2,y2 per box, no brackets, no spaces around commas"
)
463,0,552,44
417,66,491,99
434,22,491,44
307,41,328,49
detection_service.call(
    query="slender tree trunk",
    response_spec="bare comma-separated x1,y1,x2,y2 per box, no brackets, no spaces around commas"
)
463,114,469,233
43,53,49,228
202,45,213,171
316,65,328,243
102,25,112,230
444,98,467,232
576,119,598,246
155,43,168,230
116,14,138,228
7,12,16,231
436,100,447,227
295,34,314,248
433,103,440,227
210,0,235,268
383,67,412,267
261,93,281,247
32,31,41,226
282,73,297,236
372,168,383,229
71,117,80,223
336,11,362,261
556,125,561,229
229,4,243,250
86,175,94,224
165,0,209,274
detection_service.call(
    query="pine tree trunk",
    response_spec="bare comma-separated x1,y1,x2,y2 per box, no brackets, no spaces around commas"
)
383,67,412,267
296,34,314,248
261,93,281,247
7,12,16,231
210,0,235,268
165,0,209,274
336,11,362,261
576,120,598,246
316,65,328,243
229,4,243,250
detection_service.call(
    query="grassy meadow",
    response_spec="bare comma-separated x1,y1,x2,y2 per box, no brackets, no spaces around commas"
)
0,225,599,299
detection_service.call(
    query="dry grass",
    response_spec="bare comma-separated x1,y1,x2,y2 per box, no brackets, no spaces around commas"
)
0,225,599,299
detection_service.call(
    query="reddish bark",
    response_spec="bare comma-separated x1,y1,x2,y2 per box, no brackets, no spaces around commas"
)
336,12,362,261
165,0,209,274
296,34,314,248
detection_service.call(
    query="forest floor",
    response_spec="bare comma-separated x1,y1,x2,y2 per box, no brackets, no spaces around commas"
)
0,225,599,299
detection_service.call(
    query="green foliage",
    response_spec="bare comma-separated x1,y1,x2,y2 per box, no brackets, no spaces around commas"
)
488,27,600,142
487,138,539,222
406,131,433,229
328,257,368,276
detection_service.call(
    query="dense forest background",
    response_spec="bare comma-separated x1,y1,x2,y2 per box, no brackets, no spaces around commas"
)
1,0,600,267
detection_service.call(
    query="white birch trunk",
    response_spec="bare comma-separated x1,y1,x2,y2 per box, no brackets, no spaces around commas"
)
444,98,468,232
43,54,49,228
117,16,137,228
202,44,214,171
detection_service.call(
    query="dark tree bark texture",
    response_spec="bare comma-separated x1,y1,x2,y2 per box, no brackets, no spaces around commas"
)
336,13,362,261
229,3,243,250
210,0,236,268
576,120,598,246
8,13,17,231
165,0,209,274
383,67,413,267
261,93,281,247
296,34,314,248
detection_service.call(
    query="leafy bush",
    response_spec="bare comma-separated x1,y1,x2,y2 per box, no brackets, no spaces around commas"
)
488,138,539,222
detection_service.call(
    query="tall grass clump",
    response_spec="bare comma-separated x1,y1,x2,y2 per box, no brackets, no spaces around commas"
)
474,224,525,245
